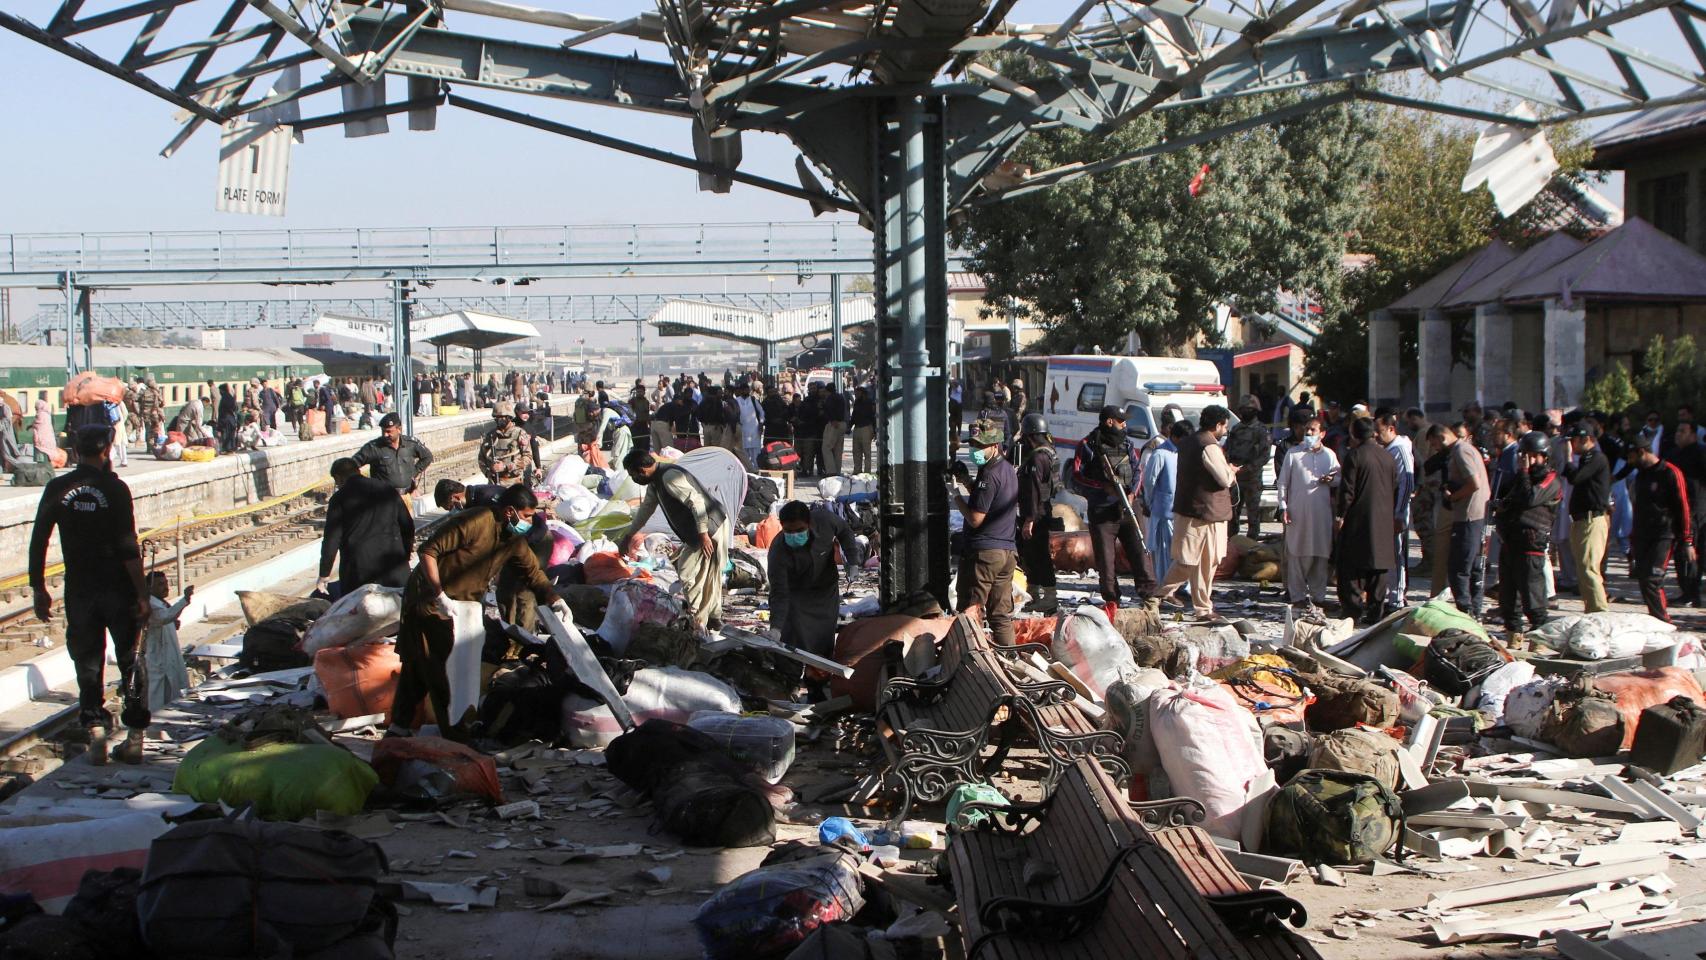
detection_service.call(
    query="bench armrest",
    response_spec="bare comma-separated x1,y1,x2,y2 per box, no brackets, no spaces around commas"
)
956,790,1059,836
1208,889,1309,936
968,843,1147,959
1128,797,1208,831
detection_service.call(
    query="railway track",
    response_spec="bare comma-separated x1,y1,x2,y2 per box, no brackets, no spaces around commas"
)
0,438,487,657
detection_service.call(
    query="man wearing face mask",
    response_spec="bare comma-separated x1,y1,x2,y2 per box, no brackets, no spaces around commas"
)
766,501,863,691
1278,416,1338,617
1493,431,1563,639
1072,405,1156,606
31,425,151,763
392,485,567,741
954,419,1020,646
620,450,731,630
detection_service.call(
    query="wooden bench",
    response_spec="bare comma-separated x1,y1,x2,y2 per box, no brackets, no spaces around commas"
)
946,759,1315,960
877,613,1127,818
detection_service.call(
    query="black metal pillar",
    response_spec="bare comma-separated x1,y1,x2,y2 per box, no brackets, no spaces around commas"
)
391,279,413,435
874,95,951,610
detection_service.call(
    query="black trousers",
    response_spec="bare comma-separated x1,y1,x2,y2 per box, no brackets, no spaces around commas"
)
1017,525,1056,590
64,586,141,728
1497,545,1549,632
1336,567,1389,625
392,608,466,739
1088,503,1154,603
1676,520,1706,603
1632,535,1675,623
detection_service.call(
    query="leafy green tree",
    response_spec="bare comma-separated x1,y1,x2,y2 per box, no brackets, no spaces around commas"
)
1632,335,1706,422
953,85,1378,355
1580,361,1641,419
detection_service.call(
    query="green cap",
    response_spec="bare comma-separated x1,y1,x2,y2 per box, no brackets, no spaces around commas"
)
969,418,1005,447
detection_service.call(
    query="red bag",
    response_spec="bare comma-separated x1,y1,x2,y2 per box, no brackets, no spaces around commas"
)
1588,667,1705,750
760,441,800,472
314,642,400,720
1011,616,1057,648
369,735,502,802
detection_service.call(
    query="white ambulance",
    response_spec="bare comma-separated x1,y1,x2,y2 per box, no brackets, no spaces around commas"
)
1039,355,1231,450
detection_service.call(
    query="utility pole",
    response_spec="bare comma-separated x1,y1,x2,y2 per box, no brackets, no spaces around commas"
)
392,278,414,437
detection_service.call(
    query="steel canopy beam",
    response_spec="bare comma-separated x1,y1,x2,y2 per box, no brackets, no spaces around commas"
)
0,7,227,122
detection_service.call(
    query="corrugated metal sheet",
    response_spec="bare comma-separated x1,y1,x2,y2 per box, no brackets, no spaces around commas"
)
1460,107,1558,218
216,121,292,217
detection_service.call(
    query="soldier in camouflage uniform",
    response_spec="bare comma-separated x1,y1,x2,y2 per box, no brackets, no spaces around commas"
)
134,376,164,448
479,400,533,484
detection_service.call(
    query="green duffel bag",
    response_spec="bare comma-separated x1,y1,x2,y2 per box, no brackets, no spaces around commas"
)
173,736,378,821
1265,769,1403,865
9,462,55,487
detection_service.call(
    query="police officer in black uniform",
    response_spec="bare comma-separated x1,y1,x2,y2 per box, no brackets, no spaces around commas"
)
29,425,151,764
1015,412,1060,614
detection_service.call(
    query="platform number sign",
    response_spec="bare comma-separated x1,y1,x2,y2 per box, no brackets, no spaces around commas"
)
216,121,291,217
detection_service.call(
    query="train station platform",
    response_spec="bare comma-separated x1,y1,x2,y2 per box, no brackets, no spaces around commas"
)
0,397,574,588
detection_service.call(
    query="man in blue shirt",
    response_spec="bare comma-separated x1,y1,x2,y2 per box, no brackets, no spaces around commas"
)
953,419,1019,646
1143,420,1188,585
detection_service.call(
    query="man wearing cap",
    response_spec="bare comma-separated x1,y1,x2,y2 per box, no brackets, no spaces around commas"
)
1667,420,1706,607
392,485,567,740
1225,396,1272,539
30,425,151,763
1072,405,1156,606
1153,405,1238,621
479,401,533,484
354,413,434,498
1563,423,1612,612
954,419,1021,645
1494,431,1563,638
1016,412,1059,614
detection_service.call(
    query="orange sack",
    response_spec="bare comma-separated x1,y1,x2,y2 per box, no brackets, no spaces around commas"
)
314,642,401,720
831,615,954,711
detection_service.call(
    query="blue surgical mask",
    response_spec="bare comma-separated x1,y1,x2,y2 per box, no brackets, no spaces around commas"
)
509,518,533,536
1304,434,1322,450
970,449,989,466
783,530,810,548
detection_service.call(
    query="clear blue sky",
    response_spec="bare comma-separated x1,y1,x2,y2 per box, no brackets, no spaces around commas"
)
0,0,1694,349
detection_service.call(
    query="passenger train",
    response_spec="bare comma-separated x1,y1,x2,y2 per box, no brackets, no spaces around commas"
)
1,344,545,426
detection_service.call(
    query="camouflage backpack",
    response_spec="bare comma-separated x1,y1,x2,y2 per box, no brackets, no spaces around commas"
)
1265,769,1403,865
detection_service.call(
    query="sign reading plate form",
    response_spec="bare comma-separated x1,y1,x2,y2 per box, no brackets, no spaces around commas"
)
216,121,291,217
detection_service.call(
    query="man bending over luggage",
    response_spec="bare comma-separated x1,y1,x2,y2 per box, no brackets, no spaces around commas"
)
620,449,731,631
390,484,569,740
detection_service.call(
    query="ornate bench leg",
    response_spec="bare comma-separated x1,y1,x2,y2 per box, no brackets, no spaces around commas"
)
1006,696,1132,793
893,721,995,812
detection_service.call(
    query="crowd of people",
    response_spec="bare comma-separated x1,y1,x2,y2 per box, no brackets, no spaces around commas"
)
953,390,1703,655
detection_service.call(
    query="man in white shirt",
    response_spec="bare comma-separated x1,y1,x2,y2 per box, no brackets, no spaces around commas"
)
1278,416,1339,615
1378,412,1416,610
734,381,766,470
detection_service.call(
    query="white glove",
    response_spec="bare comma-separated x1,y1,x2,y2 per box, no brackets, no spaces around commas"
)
764,627,783,643
314,577,330,594
433,591,457,620
548,598,573,624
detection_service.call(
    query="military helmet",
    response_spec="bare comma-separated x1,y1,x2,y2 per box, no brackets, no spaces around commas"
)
1021,412,1050,437
1518,431,1551,456
493,400,515,418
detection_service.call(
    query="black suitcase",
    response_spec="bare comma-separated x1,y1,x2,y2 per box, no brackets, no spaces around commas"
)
1629,695,1706,775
